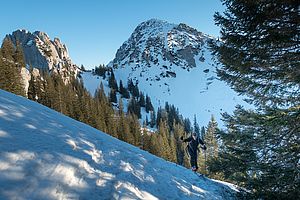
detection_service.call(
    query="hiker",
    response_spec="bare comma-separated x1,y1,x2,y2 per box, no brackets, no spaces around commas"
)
180,132,206,172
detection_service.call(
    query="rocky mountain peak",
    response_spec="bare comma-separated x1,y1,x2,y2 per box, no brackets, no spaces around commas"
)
111,19,213,76
6,30,78,83
133,19,176,36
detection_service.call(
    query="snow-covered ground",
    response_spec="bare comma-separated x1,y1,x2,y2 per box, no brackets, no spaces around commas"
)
0,89,239,199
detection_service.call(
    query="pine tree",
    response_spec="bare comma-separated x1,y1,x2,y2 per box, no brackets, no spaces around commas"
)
127,79,134,94
139,92,146,107
150,110,156,128
132,83,139,97
210,1,300,198
183,118,192,133
0,38,25,96
27,67,37,100
80,64,86,71
173,122,187,166
200,126,205,140
127,97,141,118
109,89,117,103
108,69,118,91
204,115,220,178
158,120,174,162
145,95,154,113
119,80,130,99
13,40,25,68
1,37,14,60
127,113,141,146
205,115,219,159
117,97,132,143
94,83,111,133
193,115,200,135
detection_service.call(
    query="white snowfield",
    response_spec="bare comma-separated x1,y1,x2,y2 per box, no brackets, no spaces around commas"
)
0,89,239,200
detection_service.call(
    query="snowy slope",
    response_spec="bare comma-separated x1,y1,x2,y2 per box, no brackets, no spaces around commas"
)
0,89,239,200
82,19,249,127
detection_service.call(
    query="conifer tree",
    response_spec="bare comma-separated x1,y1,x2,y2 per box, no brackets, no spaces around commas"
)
127,79,134,94
183,118,192,133
94,64,107,78
173,122,187,166
210,1,300,198
145,115,149,126
94,83,111,133
13,40,25,68
117,97,131,142
205,115,219,159
158,120,173,162
145,95,154,113
27,67,36,100
193,115,200,135
147,132,160,156
127,97,141,118
1,37,14,60
204,115,220,178
197,147,206,175
139,92,146,107
119,80,130,99
127,113,141,146
150,110,156,128
132,83,139,98
169,133,177,163
108,69,118,91
0,38,25,96
109,89,117,103
200,126,206,140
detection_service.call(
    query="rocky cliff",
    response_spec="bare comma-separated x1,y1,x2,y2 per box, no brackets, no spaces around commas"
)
6,29,79,83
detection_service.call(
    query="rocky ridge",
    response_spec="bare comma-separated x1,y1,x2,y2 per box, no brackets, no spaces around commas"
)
110,19,213,81
6,29,79,84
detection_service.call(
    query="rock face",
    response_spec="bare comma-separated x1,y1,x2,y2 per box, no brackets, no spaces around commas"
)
6,29,79,83
110,19,212,75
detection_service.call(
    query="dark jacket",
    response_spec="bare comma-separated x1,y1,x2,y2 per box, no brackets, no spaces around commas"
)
182,136,206,154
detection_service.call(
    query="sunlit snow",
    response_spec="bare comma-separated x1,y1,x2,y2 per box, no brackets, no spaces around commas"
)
0,89,239,199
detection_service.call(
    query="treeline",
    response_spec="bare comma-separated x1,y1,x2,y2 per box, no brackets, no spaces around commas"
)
28,70,144,147
29,65,222,177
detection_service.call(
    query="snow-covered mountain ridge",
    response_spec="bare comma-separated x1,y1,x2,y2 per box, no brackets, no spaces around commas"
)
84,19,248,126
109,19,211,77
0,89,240,199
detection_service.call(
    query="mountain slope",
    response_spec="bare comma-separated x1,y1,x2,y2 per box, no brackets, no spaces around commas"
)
84,19,248,126
0,89,239,199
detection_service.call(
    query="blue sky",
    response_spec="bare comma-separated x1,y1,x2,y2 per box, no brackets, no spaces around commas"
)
0,0,224,68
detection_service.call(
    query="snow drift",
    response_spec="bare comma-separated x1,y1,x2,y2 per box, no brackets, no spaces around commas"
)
0,89,239,199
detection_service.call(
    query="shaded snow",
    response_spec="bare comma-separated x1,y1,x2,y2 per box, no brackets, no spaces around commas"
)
0,89,239,199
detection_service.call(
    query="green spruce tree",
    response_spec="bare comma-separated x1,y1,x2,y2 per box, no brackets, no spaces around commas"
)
0,37,25,96
210,0,300,199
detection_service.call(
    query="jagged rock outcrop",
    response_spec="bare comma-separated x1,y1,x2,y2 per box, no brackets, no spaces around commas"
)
110,19,213,75
6,29,79,84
